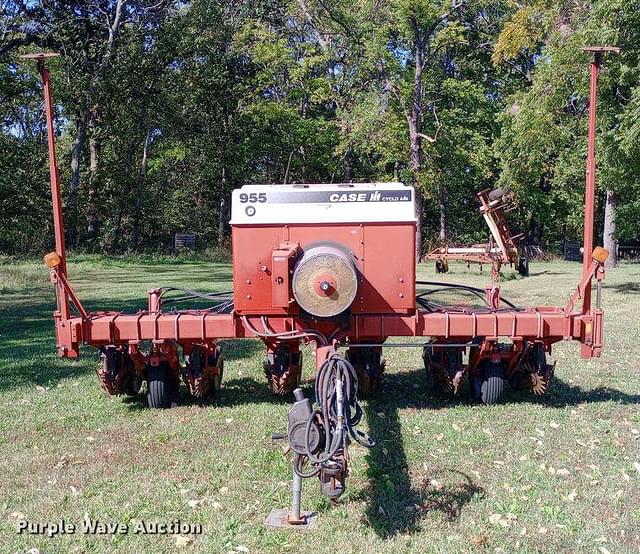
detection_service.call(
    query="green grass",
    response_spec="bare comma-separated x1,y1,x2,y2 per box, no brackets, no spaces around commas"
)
0,257,639,553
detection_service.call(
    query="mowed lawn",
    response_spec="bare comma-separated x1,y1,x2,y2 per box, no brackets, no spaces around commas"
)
0,256,639,554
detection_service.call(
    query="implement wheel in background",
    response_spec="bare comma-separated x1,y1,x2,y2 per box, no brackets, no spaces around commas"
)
435,259,449,273
518,256,529,277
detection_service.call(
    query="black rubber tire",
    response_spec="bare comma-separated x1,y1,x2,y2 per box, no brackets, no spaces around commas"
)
480,361,506,405
435,260,449,274
146,364,170,409
518,256,529,277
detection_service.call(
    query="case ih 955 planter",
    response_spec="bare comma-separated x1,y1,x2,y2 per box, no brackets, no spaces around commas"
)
26,47,616,525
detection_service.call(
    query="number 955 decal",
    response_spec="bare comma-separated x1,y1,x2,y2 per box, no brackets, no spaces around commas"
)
239,192,267,203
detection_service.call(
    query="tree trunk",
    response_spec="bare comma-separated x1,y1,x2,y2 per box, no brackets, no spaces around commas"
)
132,131,150,250
408,117,423,258
86,132,100,243
69,110,87,247
437,184,447,241
603,189,617,268
218,195,226,247
70,111,87,194
407,23,425,260
218,168,227,246
528,216,544,246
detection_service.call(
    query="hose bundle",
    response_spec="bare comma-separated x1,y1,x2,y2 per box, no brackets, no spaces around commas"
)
303,352,374,471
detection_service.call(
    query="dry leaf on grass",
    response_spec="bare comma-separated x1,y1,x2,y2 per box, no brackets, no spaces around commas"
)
174,535,194,548
430,479,443,491
8,511,26,523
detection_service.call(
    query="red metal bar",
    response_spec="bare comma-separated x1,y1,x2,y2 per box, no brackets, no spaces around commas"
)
26,53,70,321
582,54,599,313
53,308,596,355
579,46,619,358
581,47,620,312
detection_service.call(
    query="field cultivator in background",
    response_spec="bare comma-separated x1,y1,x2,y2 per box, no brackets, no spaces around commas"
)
25,46,617,528
424,187,529,279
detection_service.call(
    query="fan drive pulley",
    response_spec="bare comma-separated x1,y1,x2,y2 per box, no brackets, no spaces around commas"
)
292,244,359,318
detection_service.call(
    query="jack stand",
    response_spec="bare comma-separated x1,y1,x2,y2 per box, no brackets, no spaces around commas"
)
265,466,316,530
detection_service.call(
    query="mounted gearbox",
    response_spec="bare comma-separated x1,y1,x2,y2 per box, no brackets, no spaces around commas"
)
230,183,417,318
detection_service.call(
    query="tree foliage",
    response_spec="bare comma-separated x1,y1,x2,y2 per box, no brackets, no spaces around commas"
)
0,0,637,255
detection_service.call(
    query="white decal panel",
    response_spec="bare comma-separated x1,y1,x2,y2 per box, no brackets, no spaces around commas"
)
230,182,416,224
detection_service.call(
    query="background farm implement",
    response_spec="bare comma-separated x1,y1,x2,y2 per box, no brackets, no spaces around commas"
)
424,187,529,279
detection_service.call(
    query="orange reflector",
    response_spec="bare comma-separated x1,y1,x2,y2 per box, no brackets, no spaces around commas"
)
44,252,61,268
592,247,609,264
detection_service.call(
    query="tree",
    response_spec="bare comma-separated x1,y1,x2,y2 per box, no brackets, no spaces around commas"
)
495,0,639,263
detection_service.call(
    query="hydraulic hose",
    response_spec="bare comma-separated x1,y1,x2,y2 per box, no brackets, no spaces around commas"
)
303,352,374,467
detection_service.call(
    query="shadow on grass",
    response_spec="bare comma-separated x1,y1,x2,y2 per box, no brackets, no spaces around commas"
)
360,370,484,537
511,378,640,407
606,281,640,294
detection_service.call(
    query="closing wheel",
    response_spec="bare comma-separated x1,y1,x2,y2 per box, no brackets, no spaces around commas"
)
509,342,554,396
98,347,139,396
264,344,302,396
347,346,385,397
146,363,171,409
479,361,506,405
423,346,462,397
122,372,143,397
211,356,224,394
183,346,224,399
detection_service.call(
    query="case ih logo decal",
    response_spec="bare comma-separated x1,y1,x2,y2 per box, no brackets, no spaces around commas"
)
252,190,412,204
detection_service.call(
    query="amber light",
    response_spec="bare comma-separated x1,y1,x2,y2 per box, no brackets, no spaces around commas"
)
592,247,609,263
44,252,61,268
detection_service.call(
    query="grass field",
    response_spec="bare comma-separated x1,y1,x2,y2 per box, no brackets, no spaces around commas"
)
0,256,639,553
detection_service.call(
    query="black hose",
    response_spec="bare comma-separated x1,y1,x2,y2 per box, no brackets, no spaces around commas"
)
415,280,518,309
304,352,374,467
159,286,233,302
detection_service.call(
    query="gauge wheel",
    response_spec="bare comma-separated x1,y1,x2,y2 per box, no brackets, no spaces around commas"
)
146,363,171,409
479,360,506,405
